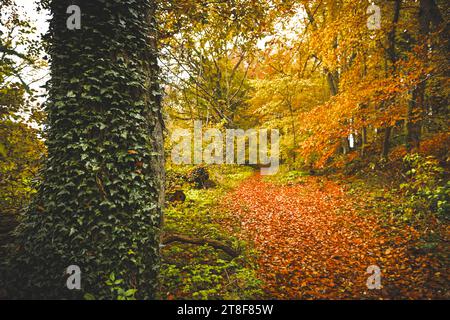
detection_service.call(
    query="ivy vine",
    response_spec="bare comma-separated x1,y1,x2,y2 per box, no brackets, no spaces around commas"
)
2,0,164,299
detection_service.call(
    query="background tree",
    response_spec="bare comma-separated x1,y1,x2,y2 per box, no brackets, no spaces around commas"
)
0,0,45,267
245,0,448,168
159,0,274,128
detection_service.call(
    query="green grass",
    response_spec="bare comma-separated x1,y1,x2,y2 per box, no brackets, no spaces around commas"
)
262,165,310,185
160,164,262,300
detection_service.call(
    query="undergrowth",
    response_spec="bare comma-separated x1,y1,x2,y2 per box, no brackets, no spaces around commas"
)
160,164,262,299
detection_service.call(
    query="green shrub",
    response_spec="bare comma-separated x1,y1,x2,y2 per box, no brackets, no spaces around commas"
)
398,154,449,221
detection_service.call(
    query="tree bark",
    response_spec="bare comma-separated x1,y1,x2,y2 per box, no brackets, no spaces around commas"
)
381,126,392,160
406,86,424,151
360,126,367,157
406,0,443,151
381,0,401,160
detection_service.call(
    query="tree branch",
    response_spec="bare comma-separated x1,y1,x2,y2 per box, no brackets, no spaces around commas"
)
161,233,240,258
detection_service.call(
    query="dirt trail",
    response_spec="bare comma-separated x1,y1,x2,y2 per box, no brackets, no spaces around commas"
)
222,174,447,299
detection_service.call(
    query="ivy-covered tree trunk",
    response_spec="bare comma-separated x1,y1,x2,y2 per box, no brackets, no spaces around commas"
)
3,0,164,299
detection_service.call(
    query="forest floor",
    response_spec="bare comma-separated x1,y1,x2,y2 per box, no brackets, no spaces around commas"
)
221,173,448,299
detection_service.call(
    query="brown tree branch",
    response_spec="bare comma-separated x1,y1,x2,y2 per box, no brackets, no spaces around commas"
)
161,233,240,258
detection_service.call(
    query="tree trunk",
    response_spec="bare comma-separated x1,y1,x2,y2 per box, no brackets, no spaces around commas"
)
341,137,350,155
381,0,401,160
287,101,297,164
406,0,441,151
326,69,350,155
2,0,164,299
406,86,423,151
361,126,367,157
382,126,392,160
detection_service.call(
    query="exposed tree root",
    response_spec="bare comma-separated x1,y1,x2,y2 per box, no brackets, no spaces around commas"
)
161,233,239,258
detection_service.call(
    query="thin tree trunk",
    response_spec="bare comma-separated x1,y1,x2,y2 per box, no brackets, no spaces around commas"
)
406,86,423,151
381,0,401,160
287,101,297,164
382,126,392,159
406,0,439,151
361,126,367,157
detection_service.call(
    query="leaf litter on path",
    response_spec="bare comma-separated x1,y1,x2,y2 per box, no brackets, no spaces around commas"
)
221,174,448,299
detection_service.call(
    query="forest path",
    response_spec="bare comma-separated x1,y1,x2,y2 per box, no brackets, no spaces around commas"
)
221,173,445,299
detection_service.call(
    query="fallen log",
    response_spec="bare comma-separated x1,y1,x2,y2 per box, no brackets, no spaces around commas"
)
161,233,239,258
